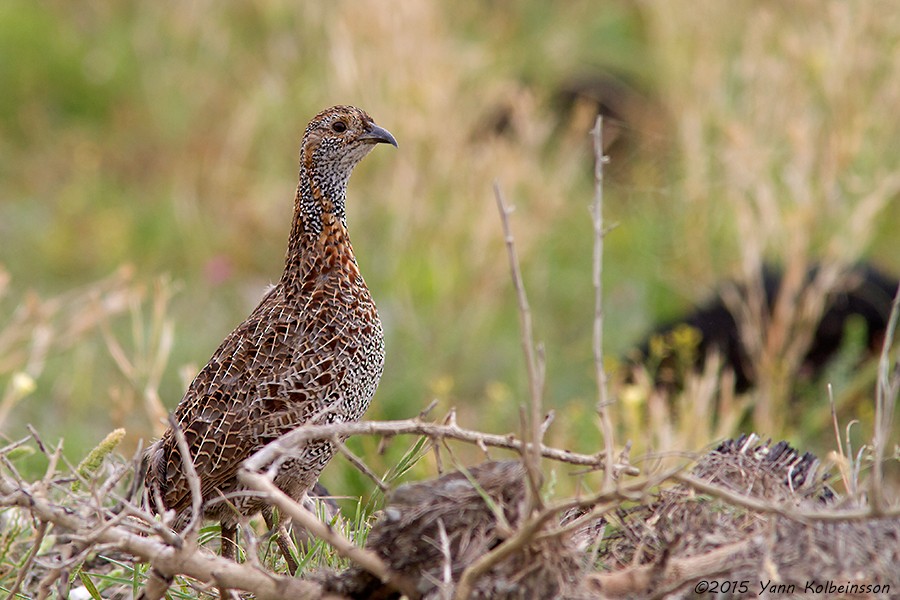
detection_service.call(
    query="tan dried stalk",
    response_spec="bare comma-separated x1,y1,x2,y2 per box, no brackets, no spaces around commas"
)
492,181,546,514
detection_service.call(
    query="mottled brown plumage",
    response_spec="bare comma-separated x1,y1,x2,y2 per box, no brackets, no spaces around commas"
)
144,106,395,549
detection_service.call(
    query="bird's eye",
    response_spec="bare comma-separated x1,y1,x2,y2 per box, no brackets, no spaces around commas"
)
332,120,347,133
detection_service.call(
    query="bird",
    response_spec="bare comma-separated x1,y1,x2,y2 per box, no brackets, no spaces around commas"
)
143,105,396,570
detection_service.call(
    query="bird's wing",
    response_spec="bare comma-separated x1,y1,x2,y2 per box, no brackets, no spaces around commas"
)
156,287,356,515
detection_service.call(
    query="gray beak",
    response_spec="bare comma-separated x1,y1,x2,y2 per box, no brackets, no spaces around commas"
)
359,123,398,147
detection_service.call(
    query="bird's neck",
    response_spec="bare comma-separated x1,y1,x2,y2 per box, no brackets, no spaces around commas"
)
283,165,359,282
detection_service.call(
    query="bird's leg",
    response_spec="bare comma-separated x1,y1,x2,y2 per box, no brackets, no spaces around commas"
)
220,521,238,561
263,508,299,574
218,522,238,600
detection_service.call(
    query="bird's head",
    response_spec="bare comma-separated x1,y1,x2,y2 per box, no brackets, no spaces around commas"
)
292,105,396,239
300,105,397,183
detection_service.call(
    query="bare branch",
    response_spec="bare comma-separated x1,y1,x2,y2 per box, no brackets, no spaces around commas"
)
169,415,203,538
332,435,388,492
5,520,48,599
676,473,900,521
493,181,545,513
242,417,638,476
590,115,617,489
0,435,31,456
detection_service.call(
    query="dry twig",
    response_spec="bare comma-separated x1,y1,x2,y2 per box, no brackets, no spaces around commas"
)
493,181,546,513
332,436,389,492
590,115,617,488
871,279,900,515
169,415,203,537
242,417,638,476
676,472,900,521
5,520,48,600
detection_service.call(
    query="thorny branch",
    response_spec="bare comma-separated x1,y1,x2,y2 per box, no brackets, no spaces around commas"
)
243,416,638,476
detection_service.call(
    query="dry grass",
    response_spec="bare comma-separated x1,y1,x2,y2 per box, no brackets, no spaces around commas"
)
0,268,139,432
644,0,900,431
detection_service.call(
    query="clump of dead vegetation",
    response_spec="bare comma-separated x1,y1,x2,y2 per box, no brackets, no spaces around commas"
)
325,461,581,599
320,434,900,599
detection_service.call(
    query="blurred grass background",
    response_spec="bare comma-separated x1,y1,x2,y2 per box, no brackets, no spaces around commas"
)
2,0,899,498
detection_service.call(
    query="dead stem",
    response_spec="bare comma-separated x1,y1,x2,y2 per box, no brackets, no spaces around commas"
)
590,115,617,488
5,519,48,600
169,415,203,539
493,181,546,514
871,279,900,515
